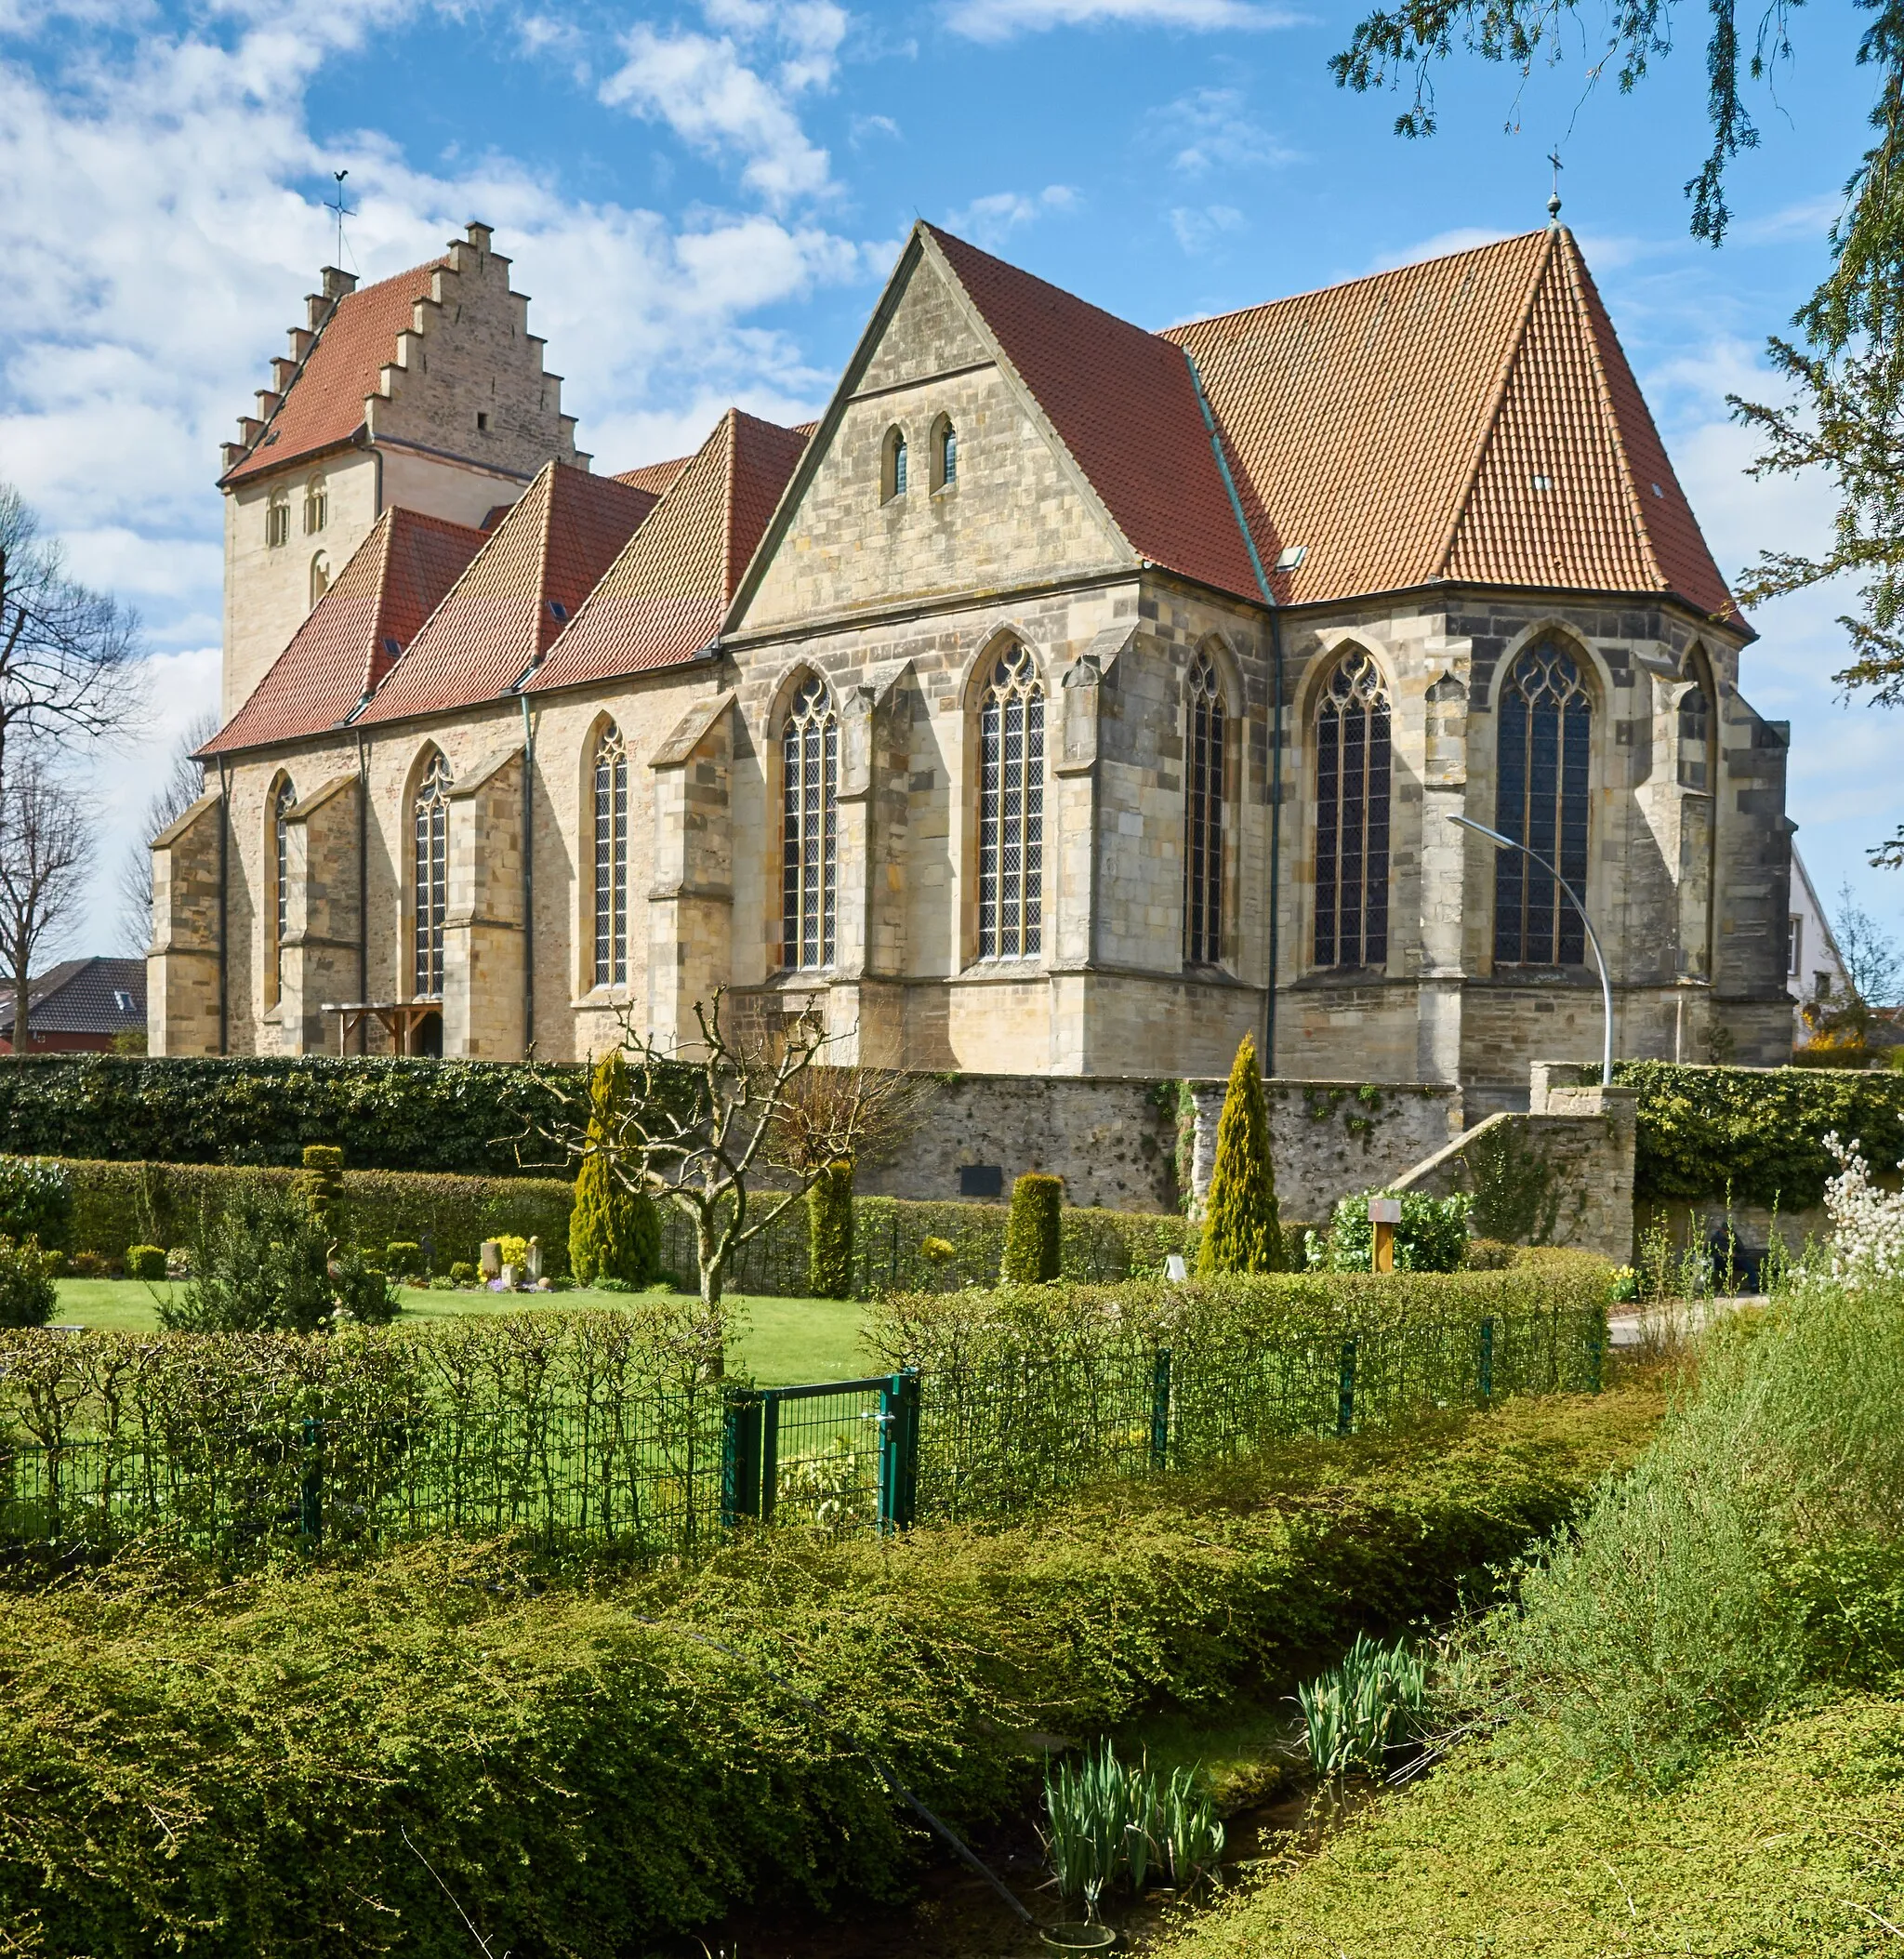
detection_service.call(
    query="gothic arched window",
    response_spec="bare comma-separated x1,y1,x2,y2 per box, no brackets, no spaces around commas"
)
592,725,628,987
883,426,908,501
1494,640,1593,965
268,775,296,1006
412,750,451,998
977,643,1045,960
1677,671,1712,789
781,676,839,971
1314,649,1392,970
1183,653,1225,965
932,415,958,490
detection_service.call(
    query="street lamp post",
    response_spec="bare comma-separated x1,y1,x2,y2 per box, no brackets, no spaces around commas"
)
1451,814,1614,1084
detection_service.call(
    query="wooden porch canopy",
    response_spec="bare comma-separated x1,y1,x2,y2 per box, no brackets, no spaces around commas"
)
321,1000,443,1056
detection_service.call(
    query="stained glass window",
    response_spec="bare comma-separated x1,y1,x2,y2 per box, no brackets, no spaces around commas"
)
978,643,1045,960
1183,654,1225,965
1314,649,1391,969
270,776,296,1004
1493,641,1592,965
782,676,839,970
412,750,451,999
592,725,628,986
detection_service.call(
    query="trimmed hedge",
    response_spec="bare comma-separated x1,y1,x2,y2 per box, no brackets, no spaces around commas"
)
1604,1059,1904,1207
0,1054,574,1174
0,1385,1662,1957
1002,1171,1063,1282
55,1158,576,1277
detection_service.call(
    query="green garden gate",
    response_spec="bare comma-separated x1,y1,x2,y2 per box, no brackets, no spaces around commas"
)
721,1370,920,1534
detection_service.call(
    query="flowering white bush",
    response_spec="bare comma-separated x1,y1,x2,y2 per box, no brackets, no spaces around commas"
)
1822,1132,1904,1286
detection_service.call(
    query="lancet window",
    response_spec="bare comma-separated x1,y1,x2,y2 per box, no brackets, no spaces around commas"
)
1183,654,1225,965
977,643,1044,960
412,750,451,998
1493,641,1593,965
781,676,839,971
592,725,629,987
268,775,296,1005
1314,649,1392,970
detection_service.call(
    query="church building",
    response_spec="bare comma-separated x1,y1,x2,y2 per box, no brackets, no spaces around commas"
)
149,217,1796,1106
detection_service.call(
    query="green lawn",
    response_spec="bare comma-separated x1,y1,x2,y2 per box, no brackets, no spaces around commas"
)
50,1279,870,1385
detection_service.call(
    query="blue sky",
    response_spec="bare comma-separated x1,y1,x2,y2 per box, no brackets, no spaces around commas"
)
0,0,1893,963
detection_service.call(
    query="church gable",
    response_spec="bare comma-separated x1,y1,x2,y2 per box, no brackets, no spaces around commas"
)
730,236,1135,636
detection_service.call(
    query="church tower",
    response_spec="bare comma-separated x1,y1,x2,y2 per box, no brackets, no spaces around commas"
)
216,221,588,718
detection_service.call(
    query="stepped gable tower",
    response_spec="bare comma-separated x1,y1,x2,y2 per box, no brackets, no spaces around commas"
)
217,221,588,718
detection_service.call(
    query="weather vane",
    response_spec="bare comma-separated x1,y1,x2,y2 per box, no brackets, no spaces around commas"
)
325,169,356,268
1547,151,1564,228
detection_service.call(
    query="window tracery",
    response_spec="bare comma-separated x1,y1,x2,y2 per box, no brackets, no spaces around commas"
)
1183,654,1225,965
268,775,296,1006
1314,649,1392,970
1493,641,1593,966
412,751,451,999
781,676,839,971
592,725,628,987
977,643,1044,960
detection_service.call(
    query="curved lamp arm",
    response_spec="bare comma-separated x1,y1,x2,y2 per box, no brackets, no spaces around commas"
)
1451,814,1613,1085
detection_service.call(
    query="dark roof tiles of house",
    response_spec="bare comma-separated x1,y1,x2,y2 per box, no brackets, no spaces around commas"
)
223,261,444,486
0,958,145,1037
201,508,485,756
531,411,808,695
356,464,658,724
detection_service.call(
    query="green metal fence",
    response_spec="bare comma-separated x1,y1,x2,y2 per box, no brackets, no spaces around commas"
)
0,1305,1601,1563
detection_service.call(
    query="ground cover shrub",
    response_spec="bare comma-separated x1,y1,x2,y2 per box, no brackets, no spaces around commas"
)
0,1237,59,1328
1316,1189,1473,1271
0,1153,71,1248
1003,1171,1064,1282
0,1385,1662,1958
1197,1033,1283,1276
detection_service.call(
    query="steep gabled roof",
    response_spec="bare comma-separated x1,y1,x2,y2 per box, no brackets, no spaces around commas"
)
0,958,145,1038
224,260,444,485
923,226,1266,604
202,508,484,755
614,455,696,498
1164,228,1741,625
357,464,657,724
532,411,808,694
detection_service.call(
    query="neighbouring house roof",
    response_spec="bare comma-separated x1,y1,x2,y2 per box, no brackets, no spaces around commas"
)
0,958,145,1037
201,509,486,756
531,411,809,694
355,463,658,724
1162,226,1742,626
924,225,1270,606
222,260,445,486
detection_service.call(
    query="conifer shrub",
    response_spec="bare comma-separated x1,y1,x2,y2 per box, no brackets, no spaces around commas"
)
1197,1034,1283,1276
1002,1171,1064,1282
567,1052,660,1286
296,1145,345,1231
125,1245,166,1281
807,1158,854,1299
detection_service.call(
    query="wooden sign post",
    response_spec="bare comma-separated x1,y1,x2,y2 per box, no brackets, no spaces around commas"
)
1368,1196,1401,1273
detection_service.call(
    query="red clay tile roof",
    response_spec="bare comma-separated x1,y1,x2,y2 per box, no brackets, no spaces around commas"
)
223,260,444,486
202,508,484,755
358,464,656,724
614,456,694,497
925,225,1267,605
1164,228,1740,625
532,410,807,694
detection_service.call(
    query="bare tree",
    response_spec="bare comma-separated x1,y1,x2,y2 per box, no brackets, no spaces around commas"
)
0,483,146,805
543,990,930,1312
0,752,95,1057
118,709,218,952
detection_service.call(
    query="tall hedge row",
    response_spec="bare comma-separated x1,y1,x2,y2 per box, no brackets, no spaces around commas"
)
0,1055,575,1174
1605,1059,1904,1207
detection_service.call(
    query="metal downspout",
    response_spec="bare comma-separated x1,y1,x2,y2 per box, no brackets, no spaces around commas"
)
520,694,536,1058
1183,351,1284,1075
216,758,231,1055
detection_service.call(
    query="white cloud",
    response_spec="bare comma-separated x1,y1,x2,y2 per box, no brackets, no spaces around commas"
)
599,2,847,207
1148,86,1296,174
1367,225,1511,272
945,0,1298,41
943,183,1078,246
1170,203,1246,254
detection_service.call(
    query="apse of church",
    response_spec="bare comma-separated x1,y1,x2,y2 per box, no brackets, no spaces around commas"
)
151,217,1797,1102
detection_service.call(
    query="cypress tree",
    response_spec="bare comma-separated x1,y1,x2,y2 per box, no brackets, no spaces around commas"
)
568,1052,660,1286
806,1158,854,1299
1197,1033,1283,1276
